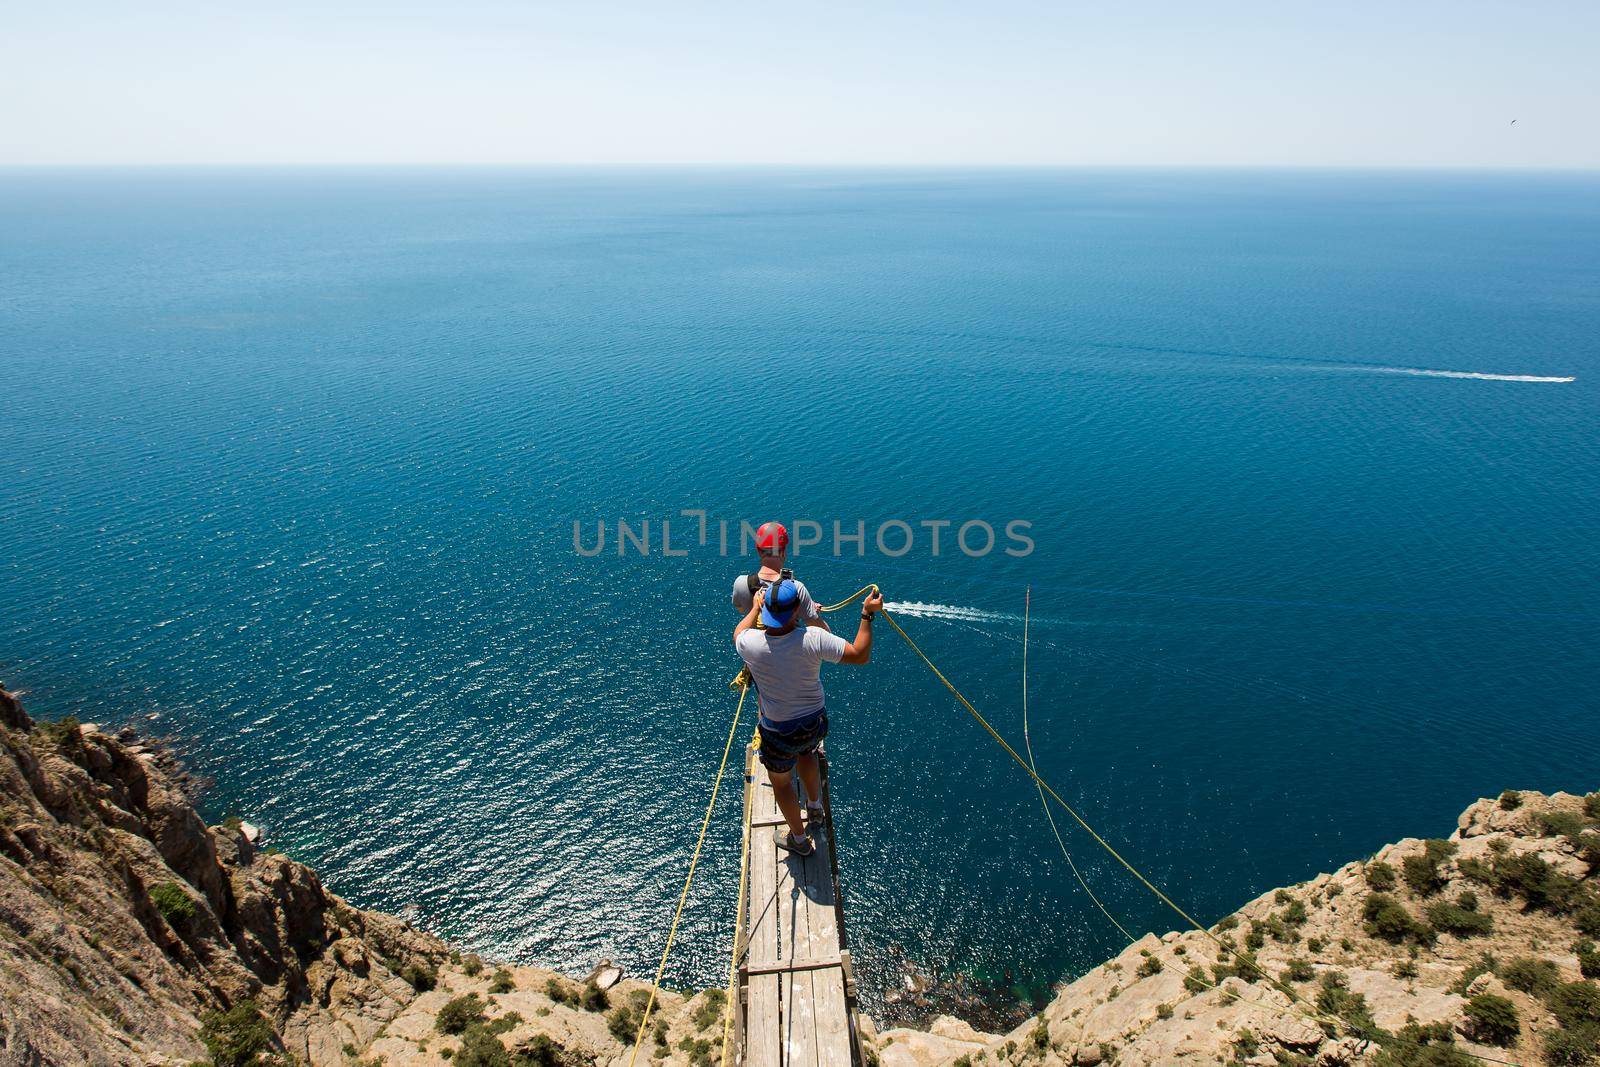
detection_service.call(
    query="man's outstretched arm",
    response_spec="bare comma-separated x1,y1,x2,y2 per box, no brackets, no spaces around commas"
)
838,589,883,664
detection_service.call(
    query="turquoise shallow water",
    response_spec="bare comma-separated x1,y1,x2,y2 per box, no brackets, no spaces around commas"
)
2,167,1598,1021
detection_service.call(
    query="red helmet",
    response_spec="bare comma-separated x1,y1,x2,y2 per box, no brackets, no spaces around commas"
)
754,521,788,555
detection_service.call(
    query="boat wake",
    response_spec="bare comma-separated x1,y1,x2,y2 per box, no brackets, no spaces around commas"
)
1311,364,1574,383
884,601,1019,623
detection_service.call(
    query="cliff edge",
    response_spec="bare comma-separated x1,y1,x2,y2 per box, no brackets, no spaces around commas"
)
3,681,1598,1067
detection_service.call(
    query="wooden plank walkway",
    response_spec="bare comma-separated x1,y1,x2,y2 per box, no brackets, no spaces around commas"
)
733,743,863,1067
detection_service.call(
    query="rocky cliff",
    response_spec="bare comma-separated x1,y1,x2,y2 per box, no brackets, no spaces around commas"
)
881,791,1600,1067
4,679,1598,1067
0,686,744,1067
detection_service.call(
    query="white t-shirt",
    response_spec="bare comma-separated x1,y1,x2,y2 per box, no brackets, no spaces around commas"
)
735,626,849,724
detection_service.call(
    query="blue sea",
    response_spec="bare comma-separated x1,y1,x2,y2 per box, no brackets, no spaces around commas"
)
3,167,1597,1022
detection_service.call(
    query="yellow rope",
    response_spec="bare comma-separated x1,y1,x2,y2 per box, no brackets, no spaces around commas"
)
876,600,1525,1065
1020,587,1139,943
817,585,878,613
878,605,1223,935
719,733,757,1067
627,682,749,1067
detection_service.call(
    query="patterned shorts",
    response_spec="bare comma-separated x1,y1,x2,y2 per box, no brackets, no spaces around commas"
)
756,709,829,773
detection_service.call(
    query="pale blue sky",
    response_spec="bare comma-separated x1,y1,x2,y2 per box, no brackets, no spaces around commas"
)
3,1,1596,166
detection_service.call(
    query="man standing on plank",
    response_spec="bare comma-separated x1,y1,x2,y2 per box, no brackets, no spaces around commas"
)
734,578,882,856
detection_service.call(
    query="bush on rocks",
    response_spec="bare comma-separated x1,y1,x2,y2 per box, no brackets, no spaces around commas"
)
1367,861,1398,892
1463,993,1520,1047
1425,899,1493,938
198,1000,275,1067
1364,894,1435,944
1501,957,1561,996
1403,840,1457,897
437,994,487,1035
1577,940,1600,980
149,881,198,927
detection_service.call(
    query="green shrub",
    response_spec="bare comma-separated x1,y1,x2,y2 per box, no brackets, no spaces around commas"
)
403,960,437,992
456,1025,511,1067
1183,966,1209,993
462,955,484,977
1425,901,1493,938
437,994,487,1035
1544,1025,1600,1067
1403,840,1457,897
1578,940,1600,980
488,968,515,994
1215,914,1239,931
1212,950,1262,984
515,1034,564,1067
1393,959,1419,979
1500,790,1523,810
1463,993,1519,1047
1307,936,1325,953
692,988,727,1030
578,982,609,1012
1586,793,1600,820
1573,833,1600,867
1231,1029,1260,1058
1364,893,1435,944
149,881,198,927
487,1012,522,1035
546,978,578,1007
1366,861,1398,891
1373,1020,1474,1067
39,716,81,747
679,1036,720,1067
1501,956,1561,996
1156,1003,1173,1019
1244,922,1266,950
1549,982,1600,1031
1541,811,1590,838
198,1000,276,1067
605,991,653,1044
1580,902,1600,938
1471,852,1590,914
1028,1019,1049,1053
606,1007,637,1044
1282,898,1309,925
1315,972,1377,1039
1283,958,1315,983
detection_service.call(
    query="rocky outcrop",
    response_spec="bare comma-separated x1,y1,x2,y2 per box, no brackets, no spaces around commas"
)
0,687,447,1065
869,787,1600,1067
4,677,1596,1067
0,686,731,1067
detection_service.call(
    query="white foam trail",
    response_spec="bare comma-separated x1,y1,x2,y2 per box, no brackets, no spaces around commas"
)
884,600,1019,623
1312,364,1573,383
